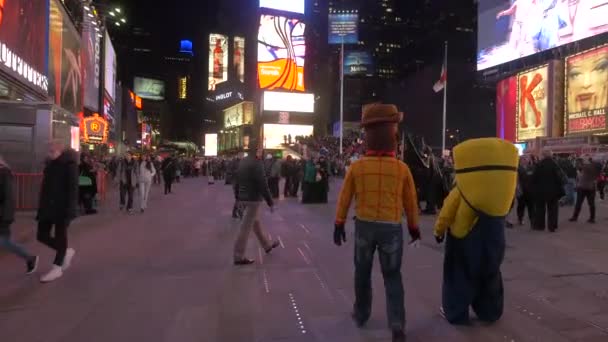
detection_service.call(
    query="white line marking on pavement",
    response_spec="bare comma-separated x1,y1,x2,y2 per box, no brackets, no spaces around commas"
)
302,241,313,254
278,236,285,248
297,247,311,265
258,247,264,265
288,293,307,334
263,270,270,293
299,224,311,235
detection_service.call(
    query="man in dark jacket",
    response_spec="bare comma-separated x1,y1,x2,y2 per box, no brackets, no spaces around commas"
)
233,140,279,265
115,153,138,211
569,159,598,223
532,150,564,232
0,155,38,274
37,141,79,283
517,156,535,226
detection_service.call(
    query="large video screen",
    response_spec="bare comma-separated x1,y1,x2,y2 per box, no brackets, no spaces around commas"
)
258,15,306,92
134,77,166,101
516,65,549,141
104,31,117,101
478,0,608,70
208,33,228,91
565,46,608,135
0,0,48,93
263,124,313,149
260,0,305,15
328,13,359,45
263,91,314,113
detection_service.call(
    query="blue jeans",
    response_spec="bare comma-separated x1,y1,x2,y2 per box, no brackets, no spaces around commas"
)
0,231,33,261
353,219,404,330
562,178,576,206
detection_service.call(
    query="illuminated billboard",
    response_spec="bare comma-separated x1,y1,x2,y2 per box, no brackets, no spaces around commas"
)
205,134,218,157
260,0,305,14
82,11,101,112
258,15,306,91
234,36,245,83
344,51,374,76
329,13,359,44
224,101,254,128
516,65,549,141
478,0,608,70
104,31,117,101
263,124,313,149
263,91,314,113
565,46,608,135
0,0,48,93
208,33,228,91
496,76,517,142
49,0,82,114
134,77,166,101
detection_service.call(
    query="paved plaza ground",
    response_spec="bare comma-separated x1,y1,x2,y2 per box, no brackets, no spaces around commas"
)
1,177,608,342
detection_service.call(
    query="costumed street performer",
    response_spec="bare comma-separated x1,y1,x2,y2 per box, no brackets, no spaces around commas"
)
434,138,518,325
334,104,421,342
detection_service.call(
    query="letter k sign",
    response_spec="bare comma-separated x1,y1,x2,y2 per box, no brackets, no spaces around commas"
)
519,73,543,128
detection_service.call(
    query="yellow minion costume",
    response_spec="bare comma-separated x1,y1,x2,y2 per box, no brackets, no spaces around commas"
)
334,104,420,342
434,138,518,325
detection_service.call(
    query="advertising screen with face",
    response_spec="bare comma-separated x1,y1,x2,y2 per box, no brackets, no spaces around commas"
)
259,0,305,14
48,0,82,114
205,134,218,156
82,13,101,112
208,33,228,91
478,0,608,70
516,66,549,141
565,46,608,135
104,31,117,101
134,77,166,101
234,37,245,83
258,15,306,92
0,0,48,94
263,124,313,148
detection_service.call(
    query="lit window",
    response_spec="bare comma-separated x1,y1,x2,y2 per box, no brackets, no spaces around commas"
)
178,77,188,99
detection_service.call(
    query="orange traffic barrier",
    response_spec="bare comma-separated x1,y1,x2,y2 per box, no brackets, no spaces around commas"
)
13,173,43,210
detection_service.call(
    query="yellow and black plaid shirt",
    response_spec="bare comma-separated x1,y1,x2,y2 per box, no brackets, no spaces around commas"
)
335,152,419,229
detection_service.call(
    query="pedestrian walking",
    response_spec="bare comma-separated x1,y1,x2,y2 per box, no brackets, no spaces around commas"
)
138,155,156,213
115,153,138,213
78,154,98,215
569,158,598,223
532,150,564,232
36,140,79,283
162,155,177,194
0,155,38,274
153,155,162,185
434,138,518,326
233,139,279,265
516,156,535,226
334,104,420,342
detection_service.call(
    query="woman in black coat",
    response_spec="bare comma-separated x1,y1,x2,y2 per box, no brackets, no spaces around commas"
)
0,155,38,274
79,154,98,215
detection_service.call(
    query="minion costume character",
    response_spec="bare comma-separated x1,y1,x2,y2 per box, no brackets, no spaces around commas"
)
334,104,420,342
434,138,518,325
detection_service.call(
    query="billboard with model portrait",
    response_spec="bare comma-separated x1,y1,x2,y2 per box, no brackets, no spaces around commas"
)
104,31,117,101
234,36,245,83
516,65,549,141
81,12,101,112
0,0,49,93
565,46,608,135
478,0,608,70
258,15,306,92
208,33,228,91
49,0,82,114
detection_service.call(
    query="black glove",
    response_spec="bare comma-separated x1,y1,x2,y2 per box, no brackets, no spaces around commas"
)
333,223,346,246
435,234,445,244
408,227,421,244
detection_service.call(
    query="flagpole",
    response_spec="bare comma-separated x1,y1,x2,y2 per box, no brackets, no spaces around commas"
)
441,41,448,155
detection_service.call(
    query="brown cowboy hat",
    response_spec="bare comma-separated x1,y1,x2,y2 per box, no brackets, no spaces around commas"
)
361,103,403,127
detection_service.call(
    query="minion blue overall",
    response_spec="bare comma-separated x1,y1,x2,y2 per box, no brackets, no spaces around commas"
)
434,138,518,325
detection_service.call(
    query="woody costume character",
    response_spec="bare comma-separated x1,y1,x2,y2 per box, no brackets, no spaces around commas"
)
434,138,519,325
334,104,420,342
